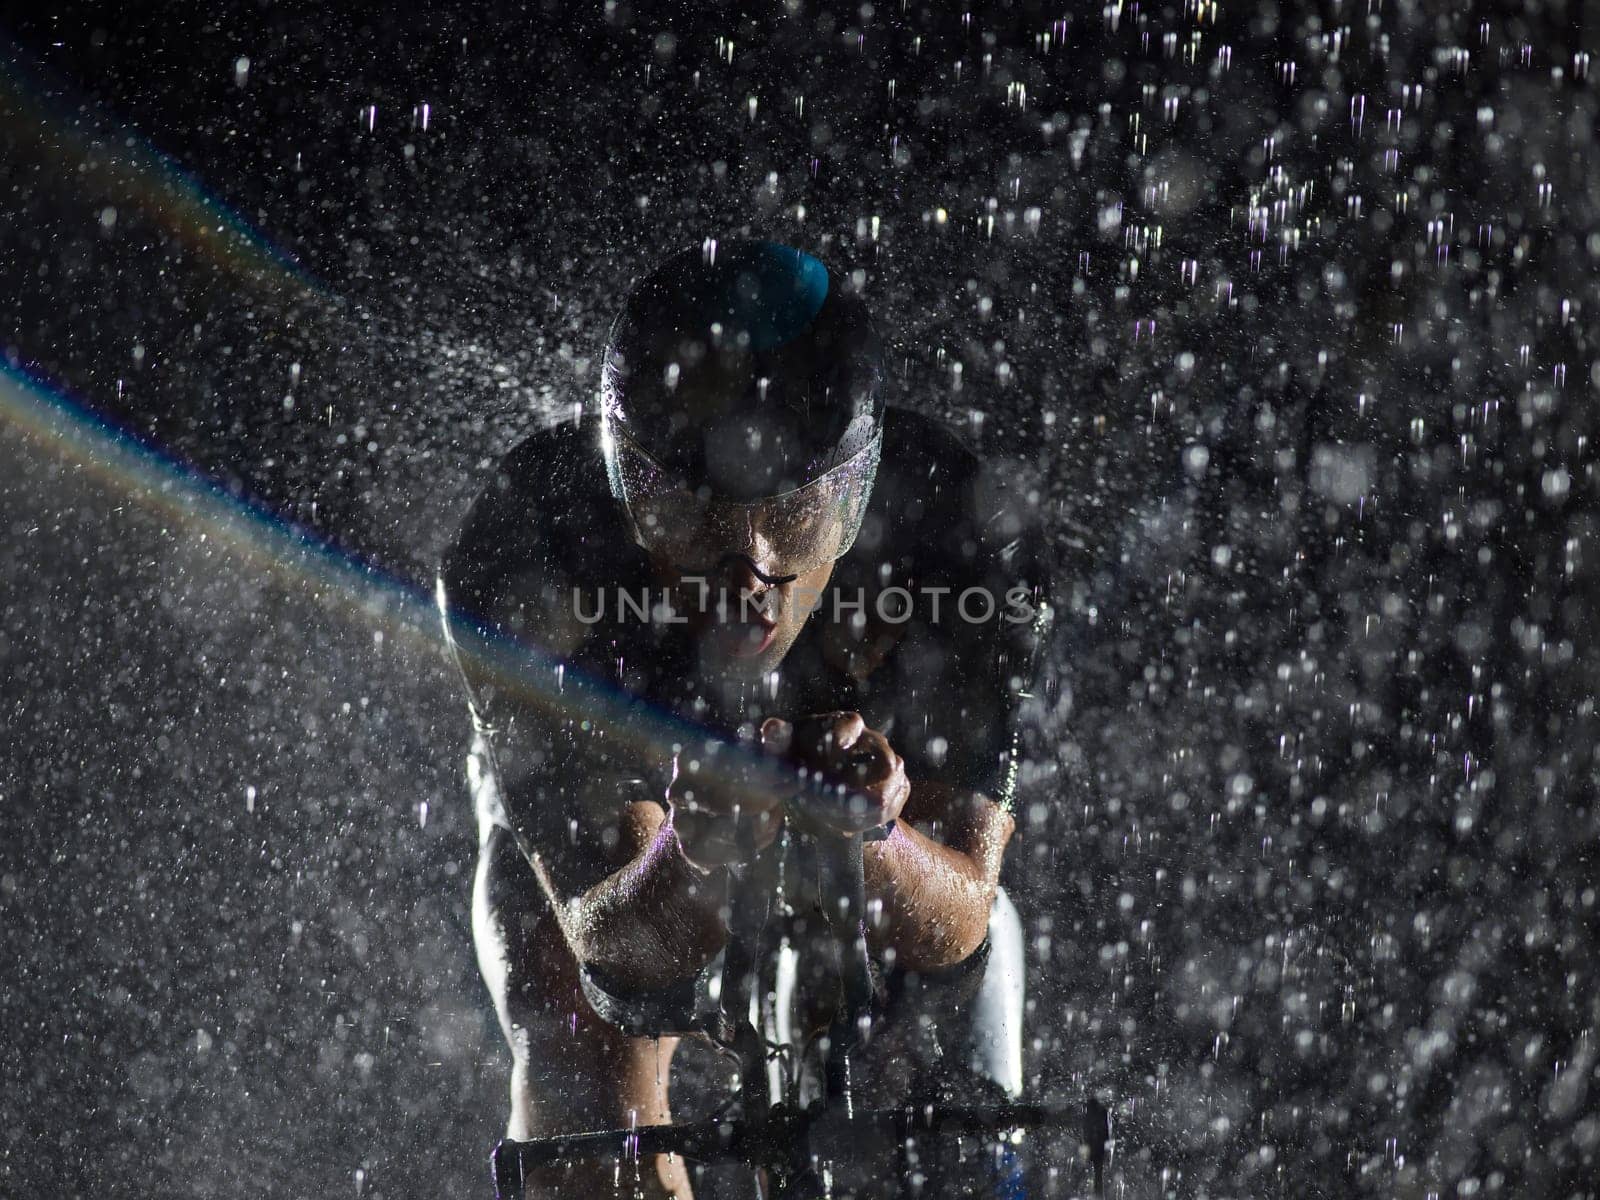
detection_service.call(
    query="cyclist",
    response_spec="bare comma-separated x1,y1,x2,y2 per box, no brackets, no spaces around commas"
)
438,238,1050,1197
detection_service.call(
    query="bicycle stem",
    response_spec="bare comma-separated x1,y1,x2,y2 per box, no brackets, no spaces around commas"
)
717,820,876,1115
813,829,874,1116
719,832,779,1101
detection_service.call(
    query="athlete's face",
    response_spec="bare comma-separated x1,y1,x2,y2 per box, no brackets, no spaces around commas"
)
652,552,836,679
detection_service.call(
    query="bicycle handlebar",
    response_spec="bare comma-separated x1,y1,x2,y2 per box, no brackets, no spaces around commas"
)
491,1101,1079,1199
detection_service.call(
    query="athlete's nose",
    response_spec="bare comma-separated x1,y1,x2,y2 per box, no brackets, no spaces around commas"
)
719,555,764,599
715,556,778,624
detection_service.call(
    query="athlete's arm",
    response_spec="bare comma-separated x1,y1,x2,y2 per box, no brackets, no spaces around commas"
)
519,770,733,990
444,607,757,992
771,712,1012,971
872,484,1052,971
868,781,1013,970
439,536,742,994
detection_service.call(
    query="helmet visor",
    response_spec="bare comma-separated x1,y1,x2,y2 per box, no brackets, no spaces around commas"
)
606,423,881,579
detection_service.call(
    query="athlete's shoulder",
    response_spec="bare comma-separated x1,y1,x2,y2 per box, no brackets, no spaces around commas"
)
870,407,1044,581
866,407,977,535
439,417,619,623
879,406,982,483
486,418,607,516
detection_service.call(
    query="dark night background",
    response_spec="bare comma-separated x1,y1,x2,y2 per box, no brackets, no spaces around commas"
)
3,1,1599,1196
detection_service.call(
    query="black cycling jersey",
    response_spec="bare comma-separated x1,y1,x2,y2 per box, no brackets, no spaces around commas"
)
439,406,1051,840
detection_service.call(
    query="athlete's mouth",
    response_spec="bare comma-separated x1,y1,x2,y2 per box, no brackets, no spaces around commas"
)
709,609,779,659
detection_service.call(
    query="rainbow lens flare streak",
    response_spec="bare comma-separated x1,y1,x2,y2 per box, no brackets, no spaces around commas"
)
1,365,776,799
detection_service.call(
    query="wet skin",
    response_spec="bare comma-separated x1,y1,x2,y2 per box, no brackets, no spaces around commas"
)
470,551,1016,1198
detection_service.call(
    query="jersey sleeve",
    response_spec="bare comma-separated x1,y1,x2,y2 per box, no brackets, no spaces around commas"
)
878,424,1053,815
436,427,656,852
930,535,1052,815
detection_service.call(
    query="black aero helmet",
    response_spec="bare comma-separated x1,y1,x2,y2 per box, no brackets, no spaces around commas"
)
600,239,887,577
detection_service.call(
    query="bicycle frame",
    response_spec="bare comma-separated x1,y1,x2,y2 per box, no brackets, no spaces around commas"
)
490,824,1109,1198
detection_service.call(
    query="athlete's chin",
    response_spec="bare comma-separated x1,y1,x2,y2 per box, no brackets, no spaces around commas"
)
705,647,790,680
698,626,797,678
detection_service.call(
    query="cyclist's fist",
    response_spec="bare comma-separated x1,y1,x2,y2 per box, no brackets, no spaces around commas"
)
667,728,789,870
766,711,910,837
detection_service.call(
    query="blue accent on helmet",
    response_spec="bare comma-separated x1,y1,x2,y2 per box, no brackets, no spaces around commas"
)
603,237,883,498
722,242,830,351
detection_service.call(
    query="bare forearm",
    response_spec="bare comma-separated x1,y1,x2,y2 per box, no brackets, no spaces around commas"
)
559,817,728,991
864,818,1000,971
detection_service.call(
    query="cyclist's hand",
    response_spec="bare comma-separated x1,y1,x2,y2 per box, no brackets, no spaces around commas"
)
765,711,910,837
667,728,789,870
